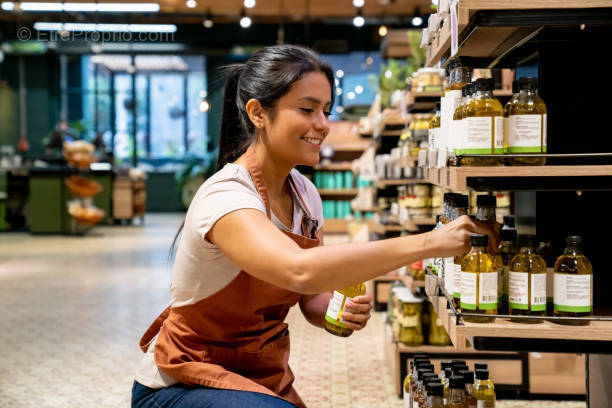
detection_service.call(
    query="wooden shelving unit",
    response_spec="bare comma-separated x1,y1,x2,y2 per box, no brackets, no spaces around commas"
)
351,205,381,213
317,188,358,197
399,273,425,292
375,179,425,188
321,218,348,233
314,162,353,172
372,222,404,234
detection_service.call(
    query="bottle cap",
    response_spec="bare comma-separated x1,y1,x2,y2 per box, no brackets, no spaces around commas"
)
518,76,538,90
444,192,458,203
476,194,497,207
412,358,430,369
500,228,517,243
512,80,519,94
475,369,490,380
418,368,435,380
448,57,464,70
413,351,429,357
462,84,469,98
454,194,468,208
422,373,439,383
452,365,469,375
470,233,489,247
458,370,474,383
444,367,453,377
518,234,538,248
466,82,474,96
566,235,583,246
449,375,466,389
474,363,488,371
475,78,494,92
503,215,515,228
436,214,441,223
440,360,453,370
427,382,444,397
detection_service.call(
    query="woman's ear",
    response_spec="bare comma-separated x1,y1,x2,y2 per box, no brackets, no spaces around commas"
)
246,99,265,129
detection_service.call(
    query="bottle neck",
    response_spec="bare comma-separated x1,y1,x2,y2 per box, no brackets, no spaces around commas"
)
472,245,488,254
451,67,471,85
480,89,494,99
476,206,496,222
519,88,537,97
519,246,536,255
429,395,444,407
465,383,474,396
448,388,466,403
452,207,468,220
564,245,583,255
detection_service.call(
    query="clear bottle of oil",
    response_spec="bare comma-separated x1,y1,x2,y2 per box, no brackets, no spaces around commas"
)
428,302,451,346
450,83,472,166
411,364,434,408
461,78,504,166
508,235,547,323
502,81,519,161
442,58,472,160
427,382,445,408
324,282,366,336
460,234,497,323
445,376,468,408
449,195,469,308
474,364,495,389
553,235,593,325
442,367,452,404
506,77,547,166
458,370,477,408
419,374,441,408
473,370,495,408
429,102,441,156
497,229,518,314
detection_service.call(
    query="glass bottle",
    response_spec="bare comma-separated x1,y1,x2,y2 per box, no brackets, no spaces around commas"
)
445,375,468,408
497,228,518,314
461,78,504,167
502,80,519,161
324,282,366,336
553,235,593,325
449,195,468,308
429,102,441,156
506,77,547,166
460,234,498,323
509,234,547,323
442,58,472,161
442,368,453,405
458,370,476,408
450,83,471,165
412,367,435,408
419,373,441,408
405,356,429,408
501,215,516,231
473,364,494,389
428,302,451,345
473,369,495,408
536,239,556,315
475,194,502,233
427,382,445,408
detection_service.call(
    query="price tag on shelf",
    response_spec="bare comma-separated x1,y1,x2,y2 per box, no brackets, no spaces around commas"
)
436,149,448,168
428,150,437,169
418,150,428,168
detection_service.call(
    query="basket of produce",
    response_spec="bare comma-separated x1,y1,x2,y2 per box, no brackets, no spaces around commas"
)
63,140,97,169
68,201,105,225
65,175,102,198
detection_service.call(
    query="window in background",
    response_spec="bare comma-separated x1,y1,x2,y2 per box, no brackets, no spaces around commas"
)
150,73,185,158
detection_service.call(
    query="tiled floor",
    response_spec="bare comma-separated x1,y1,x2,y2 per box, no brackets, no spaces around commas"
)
0,214,586,408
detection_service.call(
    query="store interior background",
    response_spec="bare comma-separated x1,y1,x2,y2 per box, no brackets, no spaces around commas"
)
0,1,600,407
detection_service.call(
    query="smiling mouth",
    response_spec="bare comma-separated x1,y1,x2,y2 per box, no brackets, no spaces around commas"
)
301,136,323,146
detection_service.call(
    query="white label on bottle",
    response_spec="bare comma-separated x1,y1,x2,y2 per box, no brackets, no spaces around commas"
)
531,273,547,311
460,271,477,309
436,317,444,327
508,114,546,153
553,273,592,313
444,257,455,294
402,315,419,328
546,267,554,300
509,271,529,310
403,388,410,408
441,90,462,152
453,263,462,298
477,401,494,408
325,291,350,327
461,116,503,154
479,271,498,310
429,127,438,151
413,401,419,408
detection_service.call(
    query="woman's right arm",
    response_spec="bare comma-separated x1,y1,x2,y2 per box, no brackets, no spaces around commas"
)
206,209,497,295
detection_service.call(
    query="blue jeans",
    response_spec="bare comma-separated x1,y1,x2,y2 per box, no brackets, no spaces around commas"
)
131,381,297,408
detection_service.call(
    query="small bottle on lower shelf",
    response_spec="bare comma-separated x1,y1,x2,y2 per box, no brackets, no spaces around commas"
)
474,369,495,408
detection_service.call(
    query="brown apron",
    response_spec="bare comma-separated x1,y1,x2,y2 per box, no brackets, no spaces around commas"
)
139,145,321,408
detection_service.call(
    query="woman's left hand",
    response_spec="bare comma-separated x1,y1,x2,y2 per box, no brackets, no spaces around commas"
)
341,293,374,331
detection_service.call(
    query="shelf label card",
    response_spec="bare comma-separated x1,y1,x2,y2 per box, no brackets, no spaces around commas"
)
444,257,455,294
553,273,592,313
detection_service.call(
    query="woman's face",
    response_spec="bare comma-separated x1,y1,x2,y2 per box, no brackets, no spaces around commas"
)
261,71,332,167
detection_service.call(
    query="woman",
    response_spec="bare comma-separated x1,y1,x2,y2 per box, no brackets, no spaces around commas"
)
132,45,496,408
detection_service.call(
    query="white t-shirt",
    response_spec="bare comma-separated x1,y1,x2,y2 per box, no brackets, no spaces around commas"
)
135,163,324,388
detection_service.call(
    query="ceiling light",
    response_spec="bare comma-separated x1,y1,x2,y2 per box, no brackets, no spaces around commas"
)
33,22,176,33
355,85,363,94
336,88,343,96
199,101,210,112
432,0,439,5
352,0,364,7
334,78,339,86
186,0,196,8
240,16,252,28
353,15,365,27
15,2,160,12
366,56,373,65
336,69,344,78
1,1,14,10
336,106,344,114
203,18,214,28
347,92,356,100
244,0,255,8
199,90,207,98
378,25,387,37
384,70,392,79
411,16,423,26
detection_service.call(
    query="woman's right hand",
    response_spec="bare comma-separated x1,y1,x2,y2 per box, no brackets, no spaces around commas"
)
425,215,499,259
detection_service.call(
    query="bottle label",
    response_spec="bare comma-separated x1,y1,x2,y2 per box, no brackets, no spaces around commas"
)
453,263,462,298
436,317,444,327
479,271,498,310
531,273,547,311
458,116,504,154
460,271,477,309
325,291,351,327
429,127,438,151
553,273,592,312
402,315,419,328
477,401,495,408
508,114,547,153
509,271,529,310
444,257,455,294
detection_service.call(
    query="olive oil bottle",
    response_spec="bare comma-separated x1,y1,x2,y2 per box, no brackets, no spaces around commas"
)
508,235,547,323
506,77,547,166
449,195,469,308
446,376,468,408
473,369,495,408
460,234,497,323
458,370,477,408
427,382,445,408
497,229,518,314
460,78,504,166
450,83,473,166
324,282,366,336
429,102,441,156
553,235,593,325
442,58,472,159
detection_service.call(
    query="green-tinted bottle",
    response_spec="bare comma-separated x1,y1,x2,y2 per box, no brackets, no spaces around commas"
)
460,234,497,323
553,235,593,325
508,235,547,323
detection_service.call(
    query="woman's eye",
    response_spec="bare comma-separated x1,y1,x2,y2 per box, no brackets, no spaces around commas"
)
300,108,314,114
323,111,331,117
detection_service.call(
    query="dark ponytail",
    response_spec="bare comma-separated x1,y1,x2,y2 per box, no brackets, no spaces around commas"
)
171,45,334,259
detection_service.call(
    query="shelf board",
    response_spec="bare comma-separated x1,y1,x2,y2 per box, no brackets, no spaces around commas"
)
322,218,347,233
323,141,371,153
395,156,419,168
412,217,437,226
376,179,426,188
423,165,612,192
400,273,425,292
351,205,381,213
372,222,404,234
314,162,353,171
317,188,358,197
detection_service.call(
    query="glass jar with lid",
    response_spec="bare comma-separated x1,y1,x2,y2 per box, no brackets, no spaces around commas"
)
397,290,425,346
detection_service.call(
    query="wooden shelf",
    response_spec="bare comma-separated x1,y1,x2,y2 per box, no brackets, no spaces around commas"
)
400,273,425,292
317,188,358,197
351,205,381,213
322,218,347,233
412,217,437,226
395,155,419,168
372,222,404,234
423,165,612,192
376,179,426,188
323,141,371,153
314,162,353,171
